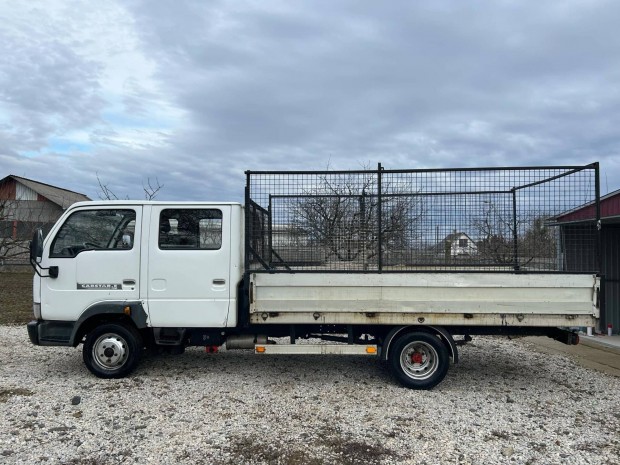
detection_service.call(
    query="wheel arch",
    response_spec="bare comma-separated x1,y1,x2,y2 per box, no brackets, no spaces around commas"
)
381,325,458,364
70,301,148,347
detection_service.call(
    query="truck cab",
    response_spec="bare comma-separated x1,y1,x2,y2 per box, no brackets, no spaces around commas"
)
28,201,243,373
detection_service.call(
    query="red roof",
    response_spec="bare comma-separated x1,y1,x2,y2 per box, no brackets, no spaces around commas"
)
556,189,620,223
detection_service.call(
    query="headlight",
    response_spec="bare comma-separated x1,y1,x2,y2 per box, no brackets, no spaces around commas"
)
33,303,41,319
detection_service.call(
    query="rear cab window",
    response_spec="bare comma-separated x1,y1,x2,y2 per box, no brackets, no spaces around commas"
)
159,209,222,250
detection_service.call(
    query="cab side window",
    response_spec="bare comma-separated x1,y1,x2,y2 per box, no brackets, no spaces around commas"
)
50,209,137,257
159,209,222,250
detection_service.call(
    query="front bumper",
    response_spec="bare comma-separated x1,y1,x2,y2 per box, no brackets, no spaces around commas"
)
27,321,39,345
27,320,75,346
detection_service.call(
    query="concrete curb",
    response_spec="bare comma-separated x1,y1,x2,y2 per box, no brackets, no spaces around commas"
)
579,335,620,355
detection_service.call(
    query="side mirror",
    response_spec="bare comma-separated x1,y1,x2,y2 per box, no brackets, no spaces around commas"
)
29,228,57,278
30,228,44,263
122,233,133,248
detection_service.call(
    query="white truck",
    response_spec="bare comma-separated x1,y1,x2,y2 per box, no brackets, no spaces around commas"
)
27,164,602,389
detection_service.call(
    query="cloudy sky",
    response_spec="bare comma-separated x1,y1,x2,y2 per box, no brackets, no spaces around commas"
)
1,0,619,201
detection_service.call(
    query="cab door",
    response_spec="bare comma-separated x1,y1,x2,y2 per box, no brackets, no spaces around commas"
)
41,206,142,321
146,205,232,327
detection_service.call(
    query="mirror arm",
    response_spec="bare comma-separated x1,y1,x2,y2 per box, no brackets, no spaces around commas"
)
29,258,58,278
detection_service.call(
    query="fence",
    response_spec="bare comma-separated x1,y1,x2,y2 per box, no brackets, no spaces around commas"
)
246,163,600,273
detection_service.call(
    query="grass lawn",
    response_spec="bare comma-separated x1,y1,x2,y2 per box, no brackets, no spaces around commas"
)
0,271,33,325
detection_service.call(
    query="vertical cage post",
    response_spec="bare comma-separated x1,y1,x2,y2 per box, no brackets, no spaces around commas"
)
594,162,601,272
242,171,252,328
592,163,603,329
268,194,273,268
360,188,367,266
377,163,383,272
244,171,251,272
511,188,519,271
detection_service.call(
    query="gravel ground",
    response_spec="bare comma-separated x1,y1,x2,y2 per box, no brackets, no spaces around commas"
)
1,325,619,465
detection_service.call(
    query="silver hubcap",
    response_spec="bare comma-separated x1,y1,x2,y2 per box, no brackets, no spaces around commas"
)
92,333,128,371
400,341,439,380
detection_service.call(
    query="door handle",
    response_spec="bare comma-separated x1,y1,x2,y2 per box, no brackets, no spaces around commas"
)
123,279,136,285
213,279,226,285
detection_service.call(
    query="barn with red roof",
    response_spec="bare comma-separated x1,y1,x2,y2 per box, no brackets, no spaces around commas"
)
556,189,620,334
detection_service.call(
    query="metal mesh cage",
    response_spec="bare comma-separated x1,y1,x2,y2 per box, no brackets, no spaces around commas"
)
246,164,600,273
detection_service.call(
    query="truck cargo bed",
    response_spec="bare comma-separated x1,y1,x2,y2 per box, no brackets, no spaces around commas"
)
249,272,599,327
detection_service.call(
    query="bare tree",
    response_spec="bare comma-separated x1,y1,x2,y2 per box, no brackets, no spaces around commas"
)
0,197,55,263
474,201,515,266
96,174,122,200
142,178,164,200
97,173,163,200
289,169,421,268
474,201,556,268
519,216,557,268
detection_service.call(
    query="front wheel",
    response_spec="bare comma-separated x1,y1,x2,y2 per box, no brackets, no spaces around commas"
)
388,332,449,390
83,323,142,379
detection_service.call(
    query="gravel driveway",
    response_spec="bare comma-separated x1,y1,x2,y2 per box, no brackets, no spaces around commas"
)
1,325,619,465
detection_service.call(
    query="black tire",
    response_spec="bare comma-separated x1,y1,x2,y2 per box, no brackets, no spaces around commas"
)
388,331,449,390
82,323,142,379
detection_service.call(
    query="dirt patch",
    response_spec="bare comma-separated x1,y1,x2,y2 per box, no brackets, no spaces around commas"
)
319,426,397,465
0,387,34,403
228,436,326,465
226,428,397,465
0,271,33,324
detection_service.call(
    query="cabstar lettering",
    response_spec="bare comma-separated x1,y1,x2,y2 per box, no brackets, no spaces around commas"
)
77,283,121,290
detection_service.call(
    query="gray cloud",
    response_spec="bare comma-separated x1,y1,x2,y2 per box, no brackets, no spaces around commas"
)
0,18,104,152
1,0,619,202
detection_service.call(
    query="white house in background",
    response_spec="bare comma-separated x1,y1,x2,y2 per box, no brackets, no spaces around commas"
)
443,232,478,258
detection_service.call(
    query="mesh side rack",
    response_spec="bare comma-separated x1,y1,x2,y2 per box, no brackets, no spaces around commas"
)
245,163,600,273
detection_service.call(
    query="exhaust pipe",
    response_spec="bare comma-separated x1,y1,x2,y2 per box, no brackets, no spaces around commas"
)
225,334,268,350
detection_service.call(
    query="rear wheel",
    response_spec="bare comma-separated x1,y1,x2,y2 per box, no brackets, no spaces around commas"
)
388,332,449,390
83,323,142,379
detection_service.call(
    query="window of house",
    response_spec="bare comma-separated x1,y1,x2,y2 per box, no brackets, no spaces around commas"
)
159,209,222,250
459,238,468,248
